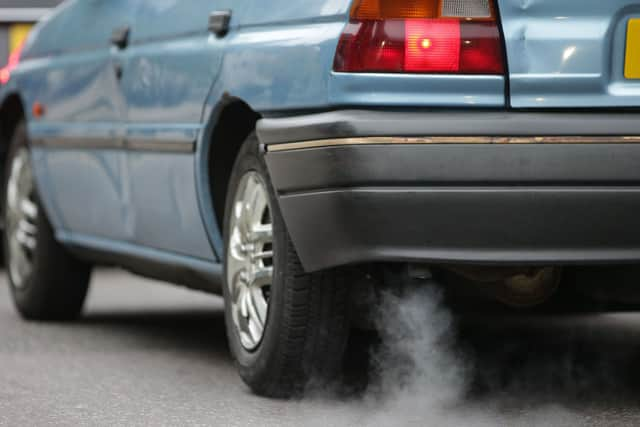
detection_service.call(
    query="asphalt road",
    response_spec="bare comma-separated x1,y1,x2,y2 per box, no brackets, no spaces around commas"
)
1,269,640,426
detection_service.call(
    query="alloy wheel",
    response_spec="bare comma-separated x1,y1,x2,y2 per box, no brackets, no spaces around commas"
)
6,147,38,289
227,171,274,351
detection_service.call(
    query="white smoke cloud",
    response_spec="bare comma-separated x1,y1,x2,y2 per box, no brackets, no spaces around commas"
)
296,280,584,427
369,286,469,407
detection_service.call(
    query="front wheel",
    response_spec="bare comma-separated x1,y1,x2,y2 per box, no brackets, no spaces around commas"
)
3,121,91,321
223,133,351,398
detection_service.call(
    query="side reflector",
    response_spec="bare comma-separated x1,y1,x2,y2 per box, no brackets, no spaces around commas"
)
32,102,46,119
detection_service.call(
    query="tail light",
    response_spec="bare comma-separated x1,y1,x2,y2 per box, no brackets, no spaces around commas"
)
334,0,505,75
0,41,24,85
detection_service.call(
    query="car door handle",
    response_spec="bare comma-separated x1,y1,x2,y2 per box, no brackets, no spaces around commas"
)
113,62,124,80
111,26,130,50
209,10,231,37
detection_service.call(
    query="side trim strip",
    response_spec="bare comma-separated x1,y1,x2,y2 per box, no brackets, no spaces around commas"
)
32,137,126,150
126,137,196,153
31,136,195,153
257,110,640,145
267,135,640,152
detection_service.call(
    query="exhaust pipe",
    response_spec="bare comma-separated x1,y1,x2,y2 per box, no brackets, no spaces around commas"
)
445,266,562,308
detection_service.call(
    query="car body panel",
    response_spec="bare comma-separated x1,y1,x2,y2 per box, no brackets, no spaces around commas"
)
117,1,232,259
329,73,505,107
212,14,505,112
32,147,134,240
127,151,214,259
18,47,131,242
56,230,222,293
24,0,133,59
498,0,640,108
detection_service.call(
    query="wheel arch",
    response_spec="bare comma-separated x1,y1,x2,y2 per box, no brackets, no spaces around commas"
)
196,95,261,259
0,93,27,222
0,92,26,157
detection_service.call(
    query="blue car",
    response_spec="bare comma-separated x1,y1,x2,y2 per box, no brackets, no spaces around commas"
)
1,0,640,396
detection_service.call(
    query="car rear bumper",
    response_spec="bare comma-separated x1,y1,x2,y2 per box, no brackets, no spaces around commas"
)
259,110,640,272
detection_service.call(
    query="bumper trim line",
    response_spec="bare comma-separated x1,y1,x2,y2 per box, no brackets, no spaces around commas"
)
257,110,640,146
267,135,640,152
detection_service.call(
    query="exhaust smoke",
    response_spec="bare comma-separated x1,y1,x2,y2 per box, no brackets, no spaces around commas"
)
369,286,468,408
300,275,588,427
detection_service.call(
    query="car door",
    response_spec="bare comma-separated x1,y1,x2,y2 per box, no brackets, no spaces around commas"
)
116,0,239,260
497,0,640,108
24,0,135,242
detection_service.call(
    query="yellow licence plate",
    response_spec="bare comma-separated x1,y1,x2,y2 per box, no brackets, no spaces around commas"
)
625,19,640,79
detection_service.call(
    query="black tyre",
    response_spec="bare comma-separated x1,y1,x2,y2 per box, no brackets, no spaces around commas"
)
3,121,91,321
223,132,351,398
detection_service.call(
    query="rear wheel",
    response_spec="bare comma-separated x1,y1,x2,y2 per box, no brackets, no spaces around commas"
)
3,121,91,321
223,132,351,398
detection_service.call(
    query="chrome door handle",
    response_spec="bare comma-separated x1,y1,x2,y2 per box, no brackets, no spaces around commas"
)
113,62,123,80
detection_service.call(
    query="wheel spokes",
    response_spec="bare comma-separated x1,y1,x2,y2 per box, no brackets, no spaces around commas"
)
20,199,38,220
6,148,38,289
226,171,275,351
248,223,273,245
251,265,273,288
251,249,274,262
16,220,37,251
247,287,267,329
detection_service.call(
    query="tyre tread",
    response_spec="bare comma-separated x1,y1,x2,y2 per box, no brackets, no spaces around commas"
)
224,132,350,398
4,121,91,321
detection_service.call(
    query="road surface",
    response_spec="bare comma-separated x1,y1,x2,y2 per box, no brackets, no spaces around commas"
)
1,269,639,426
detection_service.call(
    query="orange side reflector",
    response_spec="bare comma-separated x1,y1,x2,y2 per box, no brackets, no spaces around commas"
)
32,102,46,119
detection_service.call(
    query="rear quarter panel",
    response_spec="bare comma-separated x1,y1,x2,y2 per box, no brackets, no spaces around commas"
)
208,0,352,112
197,0,504,255
207,0,505,114
498,0,640,108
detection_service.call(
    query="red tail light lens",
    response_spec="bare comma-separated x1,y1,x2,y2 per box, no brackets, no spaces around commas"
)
334,0,504,75
404,19,460,72
0,41,24,85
